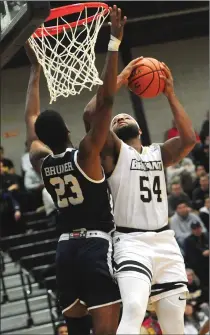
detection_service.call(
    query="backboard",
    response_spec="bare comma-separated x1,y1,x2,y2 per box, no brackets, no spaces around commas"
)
0,1,50,68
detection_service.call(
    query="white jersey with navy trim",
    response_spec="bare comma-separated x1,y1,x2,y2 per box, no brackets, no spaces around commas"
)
108,141,168,230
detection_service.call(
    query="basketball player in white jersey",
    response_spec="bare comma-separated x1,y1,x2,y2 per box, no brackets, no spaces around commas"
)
84,62,197,334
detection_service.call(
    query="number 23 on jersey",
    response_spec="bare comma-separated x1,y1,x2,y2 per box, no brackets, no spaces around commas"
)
50,174,84,208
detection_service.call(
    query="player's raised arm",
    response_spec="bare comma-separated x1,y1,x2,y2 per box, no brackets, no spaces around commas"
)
159,63,197,167
79,5,126,159
24,42,51,171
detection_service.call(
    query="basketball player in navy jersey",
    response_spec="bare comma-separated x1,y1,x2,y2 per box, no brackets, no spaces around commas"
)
84,63,197,334
23,6,141,335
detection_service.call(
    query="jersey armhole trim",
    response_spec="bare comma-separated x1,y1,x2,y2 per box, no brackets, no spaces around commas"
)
74,151,105,184
107,140,123,181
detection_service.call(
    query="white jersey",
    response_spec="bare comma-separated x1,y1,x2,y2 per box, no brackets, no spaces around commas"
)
108,141,168,230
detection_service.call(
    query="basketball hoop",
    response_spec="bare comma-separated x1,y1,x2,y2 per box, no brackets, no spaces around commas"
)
28,2,109,103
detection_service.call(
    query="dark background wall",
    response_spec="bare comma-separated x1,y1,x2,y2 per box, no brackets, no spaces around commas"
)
1,1,209,173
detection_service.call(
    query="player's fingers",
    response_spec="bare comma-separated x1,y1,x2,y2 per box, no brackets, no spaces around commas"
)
159,75,167,81
161,62,170,72
117,7,121,21
121,16,127,26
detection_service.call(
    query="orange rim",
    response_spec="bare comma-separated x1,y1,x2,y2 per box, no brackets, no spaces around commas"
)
33,2,109,38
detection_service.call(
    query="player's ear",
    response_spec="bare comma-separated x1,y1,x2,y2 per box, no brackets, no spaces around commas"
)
139,128,142,136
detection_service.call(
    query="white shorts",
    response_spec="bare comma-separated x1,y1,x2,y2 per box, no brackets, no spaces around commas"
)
113,229,188,303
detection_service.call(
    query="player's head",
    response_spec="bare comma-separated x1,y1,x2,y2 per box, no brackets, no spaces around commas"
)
35,110,70,152
111,113,142,142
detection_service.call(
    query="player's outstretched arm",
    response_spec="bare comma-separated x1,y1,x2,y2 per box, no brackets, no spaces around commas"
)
79,5,126,160
159,63,196,167
24,42,51,171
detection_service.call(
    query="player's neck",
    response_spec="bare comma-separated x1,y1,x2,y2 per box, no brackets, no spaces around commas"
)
53,141,74,155
125,137,142,153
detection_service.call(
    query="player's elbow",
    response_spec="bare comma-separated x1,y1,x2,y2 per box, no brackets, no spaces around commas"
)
185,131,197,150
99,96,114,112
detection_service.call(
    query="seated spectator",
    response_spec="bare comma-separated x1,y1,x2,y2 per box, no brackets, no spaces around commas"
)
0,161,24,237
141,312,162,334
56,322,68,335
199,197,209,232
42,188,56,217
21,141,31,180
24,165,44,211
193,165,207,189
186,268,209,314
184,222,209,288
0,146,15,174
192,136,209,173
168,182,192,217
170,202,206,249
200,111,209,144
166,157,196,191
184,302,208,335
192,175,209,211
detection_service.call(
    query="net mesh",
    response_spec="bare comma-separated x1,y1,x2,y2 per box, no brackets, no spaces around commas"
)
28,6,109,104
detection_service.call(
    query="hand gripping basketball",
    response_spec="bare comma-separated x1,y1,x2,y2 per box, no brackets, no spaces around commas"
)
159,62,175,98
119,57,144,86
109,5,127,41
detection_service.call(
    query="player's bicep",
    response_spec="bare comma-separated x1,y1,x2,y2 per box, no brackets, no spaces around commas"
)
25,116,39,147
160,137,191,167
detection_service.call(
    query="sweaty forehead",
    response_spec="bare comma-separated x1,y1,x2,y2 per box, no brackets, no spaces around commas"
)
111,114,133,125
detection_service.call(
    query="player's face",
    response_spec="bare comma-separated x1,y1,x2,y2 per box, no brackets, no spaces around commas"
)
111,114,141,141
111,114,137,132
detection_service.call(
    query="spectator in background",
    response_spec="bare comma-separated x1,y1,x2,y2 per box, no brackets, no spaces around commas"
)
192,136,209,173
0,146,15,174
184,222,209,288
21,141,31,180
141,312,162,335
170,202,206,249
42,188,56,218
166,157,196,192
165,120,200,143
24,165,44,211
0,161,24,237
192,175,209,211
184,302,208,335
56,322,68,335
168,182,191,217
193,165,207,189
200,111,209,144
186,269,209,315
199,197,209,232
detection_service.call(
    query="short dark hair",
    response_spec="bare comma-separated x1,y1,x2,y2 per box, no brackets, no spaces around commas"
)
175,201,188,210
56,321,67,334
35,110,69,150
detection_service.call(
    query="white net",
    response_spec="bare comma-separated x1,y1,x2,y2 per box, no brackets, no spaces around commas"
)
28,5,109,104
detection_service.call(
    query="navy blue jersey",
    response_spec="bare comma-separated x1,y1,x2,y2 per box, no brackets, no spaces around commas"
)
41,148,115,233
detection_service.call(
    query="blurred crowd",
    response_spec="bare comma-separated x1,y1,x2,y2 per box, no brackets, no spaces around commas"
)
0,111,209,334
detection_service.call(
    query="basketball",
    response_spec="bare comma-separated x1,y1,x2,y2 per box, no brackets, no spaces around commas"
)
128,57,166,98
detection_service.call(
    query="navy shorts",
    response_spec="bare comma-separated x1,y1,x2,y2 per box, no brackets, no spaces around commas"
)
56,231,121,313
